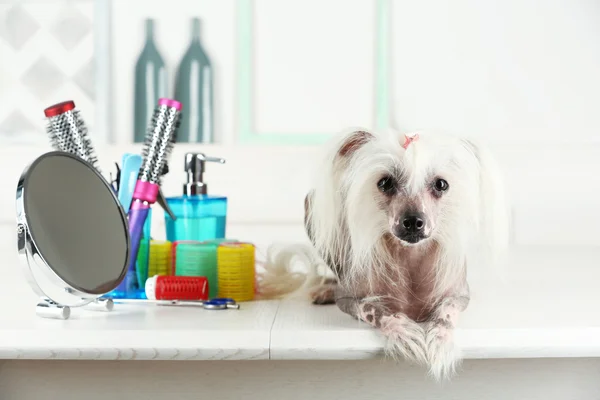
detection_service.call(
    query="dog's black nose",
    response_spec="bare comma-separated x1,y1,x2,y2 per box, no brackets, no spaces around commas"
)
394,212,429,243
402,214,425,233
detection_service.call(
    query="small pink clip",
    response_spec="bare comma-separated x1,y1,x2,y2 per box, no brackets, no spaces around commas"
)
402,133,419,149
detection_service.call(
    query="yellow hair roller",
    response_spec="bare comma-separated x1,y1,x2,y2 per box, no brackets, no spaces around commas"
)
217,242,255,302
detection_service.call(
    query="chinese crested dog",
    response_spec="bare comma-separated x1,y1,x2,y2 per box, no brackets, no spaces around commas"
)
259,128,509,380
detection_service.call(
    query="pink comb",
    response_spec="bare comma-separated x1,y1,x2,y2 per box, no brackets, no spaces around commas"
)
402,133,419,149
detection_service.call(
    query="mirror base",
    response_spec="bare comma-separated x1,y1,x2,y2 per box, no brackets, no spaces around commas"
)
83,298,114,312
36,298,71,320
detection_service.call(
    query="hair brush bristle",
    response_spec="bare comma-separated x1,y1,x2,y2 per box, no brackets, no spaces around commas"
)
45,109,100,171
138,105,181,184
157,112,180,185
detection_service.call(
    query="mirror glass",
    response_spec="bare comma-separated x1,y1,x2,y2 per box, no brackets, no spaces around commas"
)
23,153,129,294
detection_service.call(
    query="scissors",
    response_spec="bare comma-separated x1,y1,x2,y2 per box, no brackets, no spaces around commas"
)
202,298,240,310
109,162,121,193
110,297,240,310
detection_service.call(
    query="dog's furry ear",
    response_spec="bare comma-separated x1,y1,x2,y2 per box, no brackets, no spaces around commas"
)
303,130,374,276
462,139,510,261
337,130,374,158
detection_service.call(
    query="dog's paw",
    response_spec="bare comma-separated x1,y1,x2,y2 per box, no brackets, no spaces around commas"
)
423,321,461,381
380,313,428,366
310,284,337,305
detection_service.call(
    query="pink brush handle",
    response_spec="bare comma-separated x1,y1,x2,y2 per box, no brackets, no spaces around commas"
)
132,180,159,203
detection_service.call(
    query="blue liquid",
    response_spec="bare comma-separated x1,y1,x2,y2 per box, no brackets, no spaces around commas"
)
165,195,227,242
167,216,226,242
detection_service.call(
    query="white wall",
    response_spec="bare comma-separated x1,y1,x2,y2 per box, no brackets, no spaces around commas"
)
391,0,600,144
108,0,600,144
1,142,599,251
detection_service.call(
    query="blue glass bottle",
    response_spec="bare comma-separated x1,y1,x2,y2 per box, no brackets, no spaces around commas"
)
165,153,227,242
134,19,168,143
174,17,214,143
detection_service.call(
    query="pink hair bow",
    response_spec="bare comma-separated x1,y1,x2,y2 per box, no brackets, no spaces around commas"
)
402,132,419,149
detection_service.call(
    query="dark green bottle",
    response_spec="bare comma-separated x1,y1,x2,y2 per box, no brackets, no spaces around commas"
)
134,19,167,143
174,18,214,143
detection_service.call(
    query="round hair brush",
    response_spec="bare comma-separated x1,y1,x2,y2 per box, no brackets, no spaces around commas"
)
138,100,180,185
114,98,182,296
44,100,100,172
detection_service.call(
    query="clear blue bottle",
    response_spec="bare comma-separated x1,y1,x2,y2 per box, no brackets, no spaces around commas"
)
108,208,152,299
165,153,227,242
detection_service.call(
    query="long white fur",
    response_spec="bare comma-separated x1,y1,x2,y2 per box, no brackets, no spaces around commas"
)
257,128,509,379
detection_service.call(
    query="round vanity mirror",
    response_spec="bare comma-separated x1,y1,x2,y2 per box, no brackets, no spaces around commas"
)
16,151,130,319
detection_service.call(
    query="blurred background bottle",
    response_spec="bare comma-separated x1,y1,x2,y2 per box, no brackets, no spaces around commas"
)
133,19,167,143
174,17,214,143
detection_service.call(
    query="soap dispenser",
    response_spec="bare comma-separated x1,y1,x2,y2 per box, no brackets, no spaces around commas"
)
165,152,227,242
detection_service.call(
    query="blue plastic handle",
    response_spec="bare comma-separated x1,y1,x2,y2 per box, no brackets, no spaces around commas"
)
206,298,236,305
117,153,143,211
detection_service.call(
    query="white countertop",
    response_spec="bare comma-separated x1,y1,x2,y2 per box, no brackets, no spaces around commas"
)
270,246,600,360
1,231,599,361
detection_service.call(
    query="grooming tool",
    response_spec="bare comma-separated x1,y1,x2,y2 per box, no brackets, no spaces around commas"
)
165,152,227,242
124,135,178,221
16,152,130,319
172,241,219,297
147,240,172,277
110,298,240,309
115,98,182,296
145,275,208,301
156,154,178,220
207,297,236,305
202,299,240,310
157,189,177,220
127,209,153,297
136,238,150,287
117,153,143,211
217,242,256,302
109,172,116,192
44,100,101,172
114,162,121,191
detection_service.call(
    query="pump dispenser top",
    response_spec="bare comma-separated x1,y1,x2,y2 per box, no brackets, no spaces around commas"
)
165,152,228,243
184,152,225,195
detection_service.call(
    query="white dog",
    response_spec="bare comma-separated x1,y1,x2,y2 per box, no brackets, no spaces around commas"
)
258,128,509,380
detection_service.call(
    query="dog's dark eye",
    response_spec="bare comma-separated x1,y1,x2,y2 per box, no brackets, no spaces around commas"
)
434,178,449,192
377,176,395,194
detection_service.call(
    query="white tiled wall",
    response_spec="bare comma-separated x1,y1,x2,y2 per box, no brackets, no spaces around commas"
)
0,0,97,144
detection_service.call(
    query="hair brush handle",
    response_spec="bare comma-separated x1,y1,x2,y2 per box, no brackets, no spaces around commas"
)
118,203,151,293
116,180,159,293
113,98,182,297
